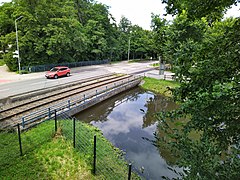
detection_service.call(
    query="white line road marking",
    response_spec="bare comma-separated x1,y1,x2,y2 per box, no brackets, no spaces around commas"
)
0,88,10,92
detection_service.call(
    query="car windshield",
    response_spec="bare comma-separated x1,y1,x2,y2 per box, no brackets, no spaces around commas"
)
50,67,58,72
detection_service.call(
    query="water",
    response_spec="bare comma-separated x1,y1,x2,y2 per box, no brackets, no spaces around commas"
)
75,87,181,179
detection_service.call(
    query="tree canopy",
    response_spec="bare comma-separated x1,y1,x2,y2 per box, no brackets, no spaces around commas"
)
0,0,239,179
0,0,155,71
156,0,240,179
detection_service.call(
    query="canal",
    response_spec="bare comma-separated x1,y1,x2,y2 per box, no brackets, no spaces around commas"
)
75,87,181,179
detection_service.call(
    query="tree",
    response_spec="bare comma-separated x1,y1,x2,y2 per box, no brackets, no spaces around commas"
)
151,14,168,60
161,10,207,65
130,25,151,59
162,0,238,23
0,0,157,70
83,2,117,60
156,1,240,179
117,16,132,60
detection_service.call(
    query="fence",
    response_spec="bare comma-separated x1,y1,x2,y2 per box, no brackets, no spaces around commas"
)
21,75,141,129
0,120,56,177
22,59,110,72
58,112,138,179
0,111,139,179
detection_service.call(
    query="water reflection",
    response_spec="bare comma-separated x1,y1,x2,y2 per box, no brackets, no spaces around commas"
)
75,87,180,179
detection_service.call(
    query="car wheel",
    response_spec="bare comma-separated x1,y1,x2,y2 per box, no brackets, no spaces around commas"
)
66,72,70,77
54,75,58,79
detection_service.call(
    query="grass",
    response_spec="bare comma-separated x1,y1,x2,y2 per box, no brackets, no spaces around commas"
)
60,120,140,180
141,77,180,97
128,59,144,63
151,62,160,67
0,59,5,66
0,120,140,179
0,121,93,179
17,70,30,74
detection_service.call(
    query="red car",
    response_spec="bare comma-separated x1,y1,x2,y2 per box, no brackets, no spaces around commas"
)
45,66,71,79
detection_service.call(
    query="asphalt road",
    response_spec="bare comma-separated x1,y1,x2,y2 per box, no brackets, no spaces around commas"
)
0,61,161,100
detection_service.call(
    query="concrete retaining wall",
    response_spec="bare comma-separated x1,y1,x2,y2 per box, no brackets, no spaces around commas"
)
64,79,141,117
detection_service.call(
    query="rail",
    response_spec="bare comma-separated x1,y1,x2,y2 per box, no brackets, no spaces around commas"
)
0,74,130,123
21,76,142,128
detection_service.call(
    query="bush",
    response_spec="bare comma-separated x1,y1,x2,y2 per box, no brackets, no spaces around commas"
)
0,59,5,66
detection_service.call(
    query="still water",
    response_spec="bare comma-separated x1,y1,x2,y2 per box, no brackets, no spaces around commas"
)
75,87,181,179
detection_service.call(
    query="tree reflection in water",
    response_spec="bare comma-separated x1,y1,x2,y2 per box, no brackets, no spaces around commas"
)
75,87,181,179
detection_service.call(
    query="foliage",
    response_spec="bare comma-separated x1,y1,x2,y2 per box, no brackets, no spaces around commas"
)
172,17,240,146
0,0,157,71
0,59,5,66
151,14,168,60
162,0,238,22
155,0,240,179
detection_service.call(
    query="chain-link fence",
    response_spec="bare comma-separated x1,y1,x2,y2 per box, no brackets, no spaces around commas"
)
0,111,140,179
22,59,110,72
58,112,139,180
0,121,55,177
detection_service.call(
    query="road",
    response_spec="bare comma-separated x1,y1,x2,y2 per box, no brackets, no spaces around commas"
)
0,60,172,100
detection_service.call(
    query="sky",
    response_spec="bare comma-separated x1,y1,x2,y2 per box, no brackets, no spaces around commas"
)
1,0,239,30
97,0,240,29
96,0,173,30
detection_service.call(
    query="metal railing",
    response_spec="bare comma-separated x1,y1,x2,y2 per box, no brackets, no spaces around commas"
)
21,76,141,128
1,111,139,179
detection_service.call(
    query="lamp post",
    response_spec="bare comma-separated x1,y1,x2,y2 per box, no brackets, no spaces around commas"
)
15,16,23,74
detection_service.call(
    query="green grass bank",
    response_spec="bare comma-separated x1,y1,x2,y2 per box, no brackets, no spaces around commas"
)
140,77,179,97
0,120,139,179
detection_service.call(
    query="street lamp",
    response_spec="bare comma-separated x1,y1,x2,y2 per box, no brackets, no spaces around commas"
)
15,16,23,74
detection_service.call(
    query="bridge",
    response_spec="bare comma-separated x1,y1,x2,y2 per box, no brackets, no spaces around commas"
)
0,73,141,130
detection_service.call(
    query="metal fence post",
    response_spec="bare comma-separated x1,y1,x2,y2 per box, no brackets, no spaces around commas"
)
17,124,23,156
54,110,57,132
73,118,76,148
93,135,96,174
128,163,132,180
48,108,51,118
68,100,71,110
22,117,25,128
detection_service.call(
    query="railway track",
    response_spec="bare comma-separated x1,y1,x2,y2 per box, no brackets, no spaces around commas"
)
0,74,136,129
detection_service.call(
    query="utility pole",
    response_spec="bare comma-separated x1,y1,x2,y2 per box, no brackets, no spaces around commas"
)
159,56,165,75
15,16,23,74
159,56,161,75
128,38,130,61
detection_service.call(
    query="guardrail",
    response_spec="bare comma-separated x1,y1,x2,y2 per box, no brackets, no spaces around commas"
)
21,76,142,128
